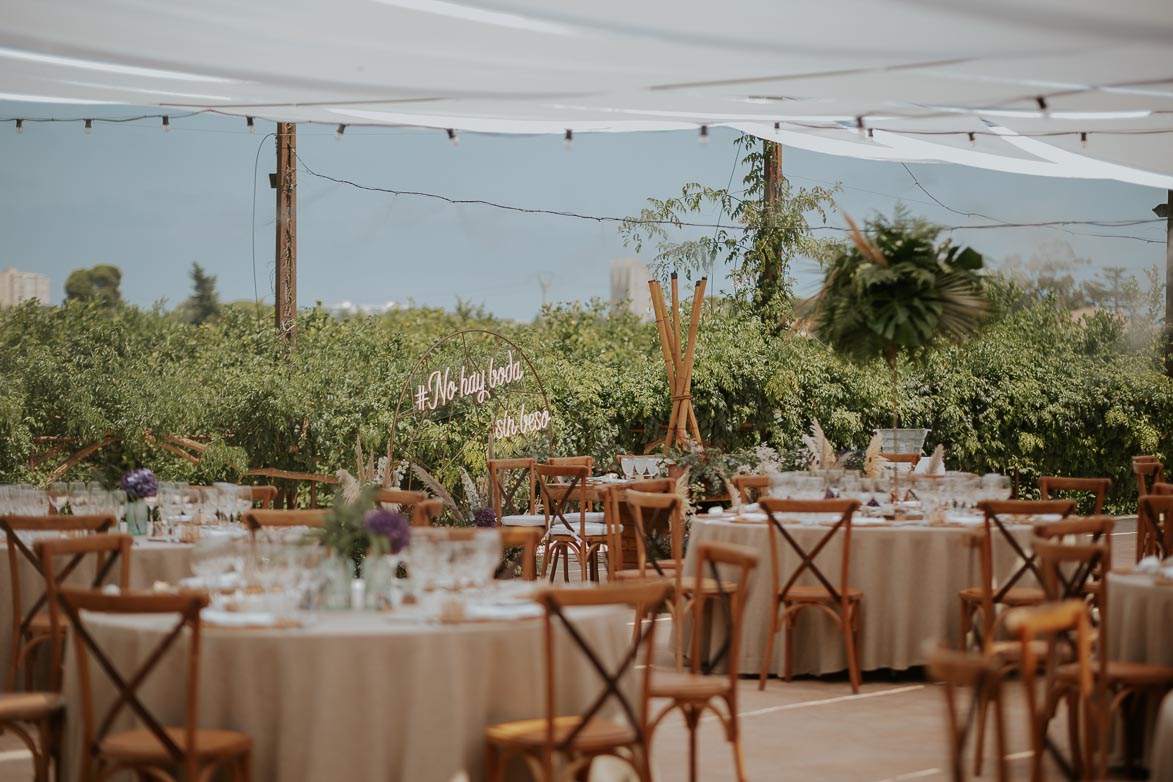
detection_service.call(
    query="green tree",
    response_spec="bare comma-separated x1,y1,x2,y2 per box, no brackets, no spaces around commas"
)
182,262,221,324
64,264,122,308
619,135,839,328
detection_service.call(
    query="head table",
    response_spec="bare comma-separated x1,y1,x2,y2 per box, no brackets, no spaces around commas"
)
684,513,1033,677
60,594,635,782
1,538,192,683
1106,572,1173,779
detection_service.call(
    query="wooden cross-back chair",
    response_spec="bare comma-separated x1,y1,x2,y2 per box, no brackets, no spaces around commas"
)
247,485,278,509
1032,517,1113,615
488,458,543,529
535,464,607,583
0,690,64,782
242,509,328,540
35,534,132,692
1153,482,1173,495
758,497,864,693
484,580,670,782
58,589,252,782
959,500,1076,652
927,646,1009,782
498,527,542,581
1134,456,1166,558
2,513,117,691
1037,477,1111,515
1005,600,1096,782
1138,495,1173,560
648,542,758,782
375,488,443,527
606,479,677,582
731,475,769,504
548,455,594,471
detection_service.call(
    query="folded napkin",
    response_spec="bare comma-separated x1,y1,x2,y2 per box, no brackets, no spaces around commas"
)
1138,555,1161,574
462,603,543,622
202,609,279,628
707,506,726,517
734,512,768,523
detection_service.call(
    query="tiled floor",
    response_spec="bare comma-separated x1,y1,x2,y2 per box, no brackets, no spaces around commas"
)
0,518,1139,781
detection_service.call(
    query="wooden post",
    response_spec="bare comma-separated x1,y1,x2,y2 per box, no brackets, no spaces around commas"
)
1164,190,1172,377
764,140,782,209
275,123,298,346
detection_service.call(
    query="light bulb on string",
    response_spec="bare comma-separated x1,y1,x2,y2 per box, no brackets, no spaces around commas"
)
15,119,22,134
855,116,866,138
773,121,780,134
246,116,255,134
699,125,710,144
84,119,92,135
446,128,458,146
335,124,346,141
564,129,573,150
1036,96,1050,117
162,115,170,133
968,132,976,147
1080,131,1088,149
867,128,874,140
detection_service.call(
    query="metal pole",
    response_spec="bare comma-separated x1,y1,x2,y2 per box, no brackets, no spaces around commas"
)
275,122,297,347
1165,190,1172,376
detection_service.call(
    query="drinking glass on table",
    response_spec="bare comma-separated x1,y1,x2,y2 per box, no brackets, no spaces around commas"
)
47,482,69,514
981,473,1012,502
68,482,90,515
620,457,636,481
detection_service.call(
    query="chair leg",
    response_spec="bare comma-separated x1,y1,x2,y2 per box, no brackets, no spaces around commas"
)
992,684,1008,782
959,598,972,651
684,705,701,782
842,605,861,694
759,606,779,691
727,707,748,782
486,742,504,782
973,684,990,776
784,610,795,684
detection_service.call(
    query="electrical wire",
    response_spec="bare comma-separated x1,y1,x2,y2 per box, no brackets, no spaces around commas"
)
251,132,276,320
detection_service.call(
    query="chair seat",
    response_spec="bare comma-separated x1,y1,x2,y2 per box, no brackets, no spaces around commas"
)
1058,660,1173,686
100,727,252,762
985,639,1052,662
782,585,863,603
547,515,609,538
486,716,635,752
24,614,54,636
0,692,64,722
649,670,730,700
613,561,682,581
959,587,1046,606
500,514,547,528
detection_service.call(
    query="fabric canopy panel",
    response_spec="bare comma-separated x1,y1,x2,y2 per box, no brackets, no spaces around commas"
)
3,0,1173,187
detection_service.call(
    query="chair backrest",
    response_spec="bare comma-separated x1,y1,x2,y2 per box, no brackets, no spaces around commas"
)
548,455,594,472
1037,476,1111,515
498,527,542,581
2,513,117,686
759,498,861,605
1133,456,1166,497
1139,495,1173,560
535,464,590,538
1154,482,1173,496
927,646,1008,782
249,485,278,509
972,500,1075,650
59,589,210,782
242,509,328,538
534,581,670,779
374,488,439,527
883,453,921,466
487,457,536,520
688,541,758,681
35,534,133,690
731,475,769,504
624,490,685,582
1005,600,1101,782
627,478,676,494
1031,516,1113,610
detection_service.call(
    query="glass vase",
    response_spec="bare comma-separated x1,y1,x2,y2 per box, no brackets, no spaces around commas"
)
126,501,150,536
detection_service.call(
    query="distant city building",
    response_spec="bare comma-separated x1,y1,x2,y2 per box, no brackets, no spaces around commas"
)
610,258,653,321
0,268,50,307
331,300,397,317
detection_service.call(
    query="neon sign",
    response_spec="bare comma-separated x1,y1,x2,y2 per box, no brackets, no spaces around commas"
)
411,350,550,440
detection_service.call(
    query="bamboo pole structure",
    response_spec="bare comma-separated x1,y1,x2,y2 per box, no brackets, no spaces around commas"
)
649,273,707,454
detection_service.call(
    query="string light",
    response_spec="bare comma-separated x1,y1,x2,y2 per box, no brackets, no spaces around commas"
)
564,129,573,149
967,132,975,146
335,123,346,140
246,116,255,134
84,119,92,135
773,121,780,133
161,115,170,132
15,119,22,134
1080,131,1088,149
1036,96,1050,117
446,128,458,146
699,125,710,143
867,128,874,140
855,116,866,138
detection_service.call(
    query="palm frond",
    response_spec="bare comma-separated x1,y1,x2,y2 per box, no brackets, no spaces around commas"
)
411,464,465,524
927,444,945,475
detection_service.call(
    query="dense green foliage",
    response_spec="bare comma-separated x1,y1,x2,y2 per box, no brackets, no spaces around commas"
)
0,280,1168,513
181,262,221,325
63,264,122,309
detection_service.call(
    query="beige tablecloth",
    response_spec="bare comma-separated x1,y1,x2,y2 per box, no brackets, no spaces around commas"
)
684,518,1031,676
61,603,633,782
1,539,192,685
1106,572,1173,777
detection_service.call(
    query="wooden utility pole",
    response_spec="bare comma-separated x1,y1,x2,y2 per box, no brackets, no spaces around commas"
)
274,123,297,346
1164,191,1173,376
763,140,783,209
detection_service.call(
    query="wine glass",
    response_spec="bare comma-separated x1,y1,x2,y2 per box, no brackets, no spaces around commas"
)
47,482,69,514
68,482,91,515
620,457,635,481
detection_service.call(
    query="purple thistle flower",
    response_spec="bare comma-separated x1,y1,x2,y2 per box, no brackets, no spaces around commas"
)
473,507,497,528
365,509,411,554
120,468,158,500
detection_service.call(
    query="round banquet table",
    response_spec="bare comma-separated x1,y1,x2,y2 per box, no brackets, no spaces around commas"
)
60,601,634,782
0,537,192,683
683,515,1033,677
1106,572,1173,779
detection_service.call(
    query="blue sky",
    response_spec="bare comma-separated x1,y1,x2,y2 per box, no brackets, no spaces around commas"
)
0,103,1166,320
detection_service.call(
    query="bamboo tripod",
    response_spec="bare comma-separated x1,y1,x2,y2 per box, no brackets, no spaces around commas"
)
649,273,707,454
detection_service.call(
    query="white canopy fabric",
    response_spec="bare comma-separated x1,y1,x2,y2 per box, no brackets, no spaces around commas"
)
3,0,1173,187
